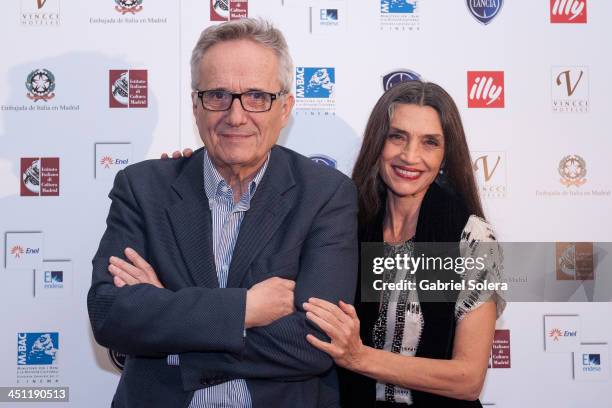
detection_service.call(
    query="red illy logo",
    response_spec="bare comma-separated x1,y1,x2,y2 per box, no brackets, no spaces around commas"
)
550,0,586,23
467,71,504,108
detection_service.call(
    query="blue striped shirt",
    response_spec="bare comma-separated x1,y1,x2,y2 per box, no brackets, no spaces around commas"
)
167,149,269,407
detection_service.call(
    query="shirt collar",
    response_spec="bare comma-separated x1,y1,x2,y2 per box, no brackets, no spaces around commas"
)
203,148,270,208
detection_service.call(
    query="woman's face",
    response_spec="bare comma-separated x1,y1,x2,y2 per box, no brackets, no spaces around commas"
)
379,103,445,200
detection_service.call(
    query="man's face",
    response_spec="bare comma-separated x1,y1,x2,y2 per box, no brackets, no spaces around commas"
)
193,39,294,172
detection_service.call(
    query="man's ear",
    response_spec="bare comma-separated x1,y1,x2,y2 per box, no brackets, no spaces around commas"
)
280,93,295,127
191,93,199,116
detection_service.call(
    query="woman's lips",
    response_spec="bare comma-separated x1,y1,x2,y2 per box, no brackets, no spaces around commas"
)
392,166,423,180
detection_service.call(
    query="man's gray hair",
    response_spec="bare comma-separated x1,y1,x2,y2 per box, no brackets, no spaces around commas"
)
190,18,293,92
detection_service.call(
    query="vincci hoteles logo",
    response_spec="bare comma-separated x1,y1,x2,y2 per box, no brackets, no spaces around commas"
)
210,0,248,22
552,66,589,113
382,69,422,91
20,0,60,26
466,0,503,25
472,152,507,199
550,0,587,24
26,69,55,102
467,71,504,108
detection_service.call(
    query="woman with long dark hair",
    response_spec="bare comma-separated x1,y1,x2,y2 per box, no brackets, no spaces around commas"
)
303,80,505,407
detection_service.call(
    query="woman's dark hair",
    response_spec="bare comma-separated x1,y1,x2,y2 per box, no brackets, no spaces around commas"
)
352,80,484,228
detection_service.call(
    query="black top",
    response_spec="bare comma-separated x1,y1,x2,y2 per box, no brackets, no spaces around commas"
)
339,182,483,408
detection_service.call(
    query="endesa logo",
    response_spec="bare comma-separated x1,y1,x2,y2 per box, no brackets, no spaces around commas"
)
467,71,504,108
550,0,587,23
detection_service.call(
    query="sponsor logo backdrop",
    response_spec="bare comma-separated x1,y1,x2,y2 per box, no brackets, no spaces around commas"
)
0,1,610,406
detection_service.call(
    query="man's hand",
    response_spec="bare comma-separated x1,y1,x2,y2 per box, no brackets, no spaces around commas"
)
161,148,193,160
245,277,295,329
108,247,164,289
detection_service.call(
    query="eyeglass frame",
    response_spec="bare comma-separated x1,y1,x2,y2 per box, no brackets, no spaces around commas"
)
193,89,288,113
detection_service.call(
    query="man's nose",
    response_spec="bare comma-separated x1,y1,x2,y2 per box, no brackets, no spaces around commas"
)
225,97,249,126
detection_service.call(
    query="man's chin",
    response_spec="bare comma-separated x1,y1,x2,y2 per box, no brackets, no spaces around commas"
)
216,152,264,169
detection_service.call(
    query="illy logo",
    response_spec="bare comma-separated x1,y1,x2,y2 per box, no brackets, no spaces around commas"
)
467,71,504,108
550,0,586,23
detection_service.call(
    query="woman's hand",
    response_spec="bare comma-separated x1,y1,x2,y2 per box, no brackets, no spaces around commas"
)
108,247,164,289
161,148,193,160
304,298,367,371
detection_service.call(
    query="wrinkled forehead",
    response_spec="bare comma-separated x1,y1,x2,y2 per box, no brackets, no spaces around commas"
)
198,39,281,91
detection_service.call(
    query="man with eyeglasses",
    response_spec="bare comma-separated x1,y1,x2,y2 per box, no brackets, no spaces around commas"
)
88,18,358,408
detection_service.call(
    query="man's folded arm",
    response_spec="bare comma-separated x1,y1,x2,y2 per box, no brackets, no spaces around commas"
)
180,178,359,382
87,169,247,356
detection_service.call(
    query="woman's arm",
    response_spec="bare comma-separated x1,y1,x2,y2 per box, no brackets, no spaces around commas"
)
305,298,496,401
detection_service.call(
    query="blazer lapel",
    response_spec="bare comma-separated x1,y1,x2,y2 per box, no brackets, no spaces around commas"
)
226,146,296,288
166,149,219,288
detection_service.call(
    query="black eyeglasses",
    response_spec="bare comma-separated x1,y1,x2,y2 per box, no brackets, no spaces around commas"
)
194,89,287,112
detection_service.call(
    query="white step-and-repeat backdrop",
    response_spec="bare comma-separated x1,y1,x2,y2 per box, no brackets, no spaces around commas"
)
1,0,611,406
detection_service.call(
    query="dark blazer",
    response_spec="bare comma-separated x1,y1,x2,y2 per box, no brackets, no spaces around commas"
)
87,145,359,408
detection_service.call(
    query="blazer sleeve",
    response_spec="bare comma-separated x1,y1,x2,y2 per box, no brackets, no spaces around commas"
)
87,169,247,356
179,177,359,385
